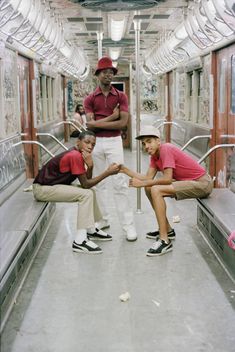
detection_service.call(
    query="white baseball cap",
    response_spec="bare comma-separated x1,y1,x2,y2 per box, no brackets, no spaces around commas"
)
136,125,160,140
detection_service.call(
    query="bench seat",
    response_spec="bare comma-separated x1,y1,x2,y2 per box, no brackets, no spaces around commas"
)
0,179,55,331
197,189,235,281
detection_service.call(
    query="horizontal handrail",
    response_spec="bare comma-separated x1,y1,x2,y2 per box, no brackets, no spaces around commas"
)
198,144,235,164
0,132,22,144
156,121,186,133
220,134,235,138
36,133,68,151
55,121,82,132
152,118,166,126
11,141,55,158
68,119,87,131
181,135,211,151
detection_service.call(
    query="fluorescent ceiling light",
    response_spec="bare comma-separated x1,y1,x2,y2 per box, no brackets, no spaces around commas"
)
109,47,121,61
111,18,125,41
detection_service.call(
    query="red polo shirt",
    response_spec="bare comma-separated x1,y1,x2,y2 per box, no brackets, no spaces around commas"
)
84,86,129,137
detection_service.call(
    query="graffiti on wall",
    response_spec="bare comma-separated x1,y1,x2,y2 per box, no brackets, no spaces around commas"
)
2,49,19,137
0,135,25,191
141,78,158,112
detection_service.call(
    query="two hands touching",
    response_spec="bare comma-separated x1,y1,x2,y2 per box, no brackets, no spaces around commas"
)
107,164,144,187
82,150,142,187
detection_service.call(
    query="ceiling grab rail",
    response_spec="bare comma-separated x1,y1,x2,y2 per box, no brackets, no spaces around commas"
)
36,133,68,151
181,135,211,151
198,144,235,164
11,141,55,158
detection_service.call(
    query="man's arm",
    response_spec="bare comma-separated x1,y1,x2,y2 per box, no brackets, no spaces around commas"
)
81,151,93,179
87,111,128,130
121,165,157,180
129,168,173,188
77,163,121,189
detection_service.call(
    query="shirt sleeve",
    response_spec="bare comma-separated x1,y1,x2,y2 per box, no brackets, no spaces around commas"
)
119,92,129,113
60,151,86,175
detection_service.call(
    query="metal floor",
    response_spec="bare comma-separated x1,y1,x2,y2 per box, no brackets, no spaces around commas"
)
1,149,235,352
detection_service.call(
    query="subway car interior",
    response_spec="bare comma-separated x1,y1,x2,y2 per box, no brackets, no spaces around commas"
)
0,0,235,351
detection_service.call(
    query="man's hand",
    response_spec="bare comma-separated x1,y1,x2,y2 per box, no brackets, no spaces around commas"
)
106,163,121,175
119,164,127,174
82,150,93,169
112,104,120,119
86,119,97,130
129,177,145,188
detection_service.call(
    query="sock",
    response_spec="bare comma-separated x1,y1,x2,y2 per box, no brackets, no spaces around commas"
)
74,229,87,244
87,226,96,234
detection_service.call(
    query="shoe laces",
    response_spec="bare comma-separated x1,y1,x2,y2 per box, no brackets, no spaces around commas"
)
96,228,109,236
151,239,164,250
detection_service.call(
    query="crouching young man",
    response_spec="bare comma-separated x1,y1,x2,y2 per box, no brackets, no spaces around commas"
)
121,125,213,257
33,130,120,254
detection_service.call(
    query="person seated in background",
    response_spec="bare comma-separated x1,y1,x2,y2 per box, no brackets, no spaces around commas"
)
120,125,213,257
70,104,87,138
32,130,120,254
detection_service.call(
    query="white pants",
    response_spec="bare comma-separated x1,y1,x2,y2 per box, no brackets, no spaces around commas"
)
92,136,134,230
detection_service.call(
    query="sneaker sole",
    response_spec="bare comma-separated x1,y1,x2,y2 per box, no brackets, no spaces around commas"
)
146,248,173,257
126,237,137,242
87,236,112,242
146,234,176,240
72,248,103,254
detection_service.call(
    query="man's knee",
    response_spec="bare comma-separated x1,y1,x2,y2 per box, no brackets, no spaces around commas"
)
151,185,163,197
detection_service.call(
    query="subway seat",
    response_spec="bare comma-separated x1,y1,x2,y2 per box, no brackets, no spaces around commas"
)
197,188,235,281
0,135,56,332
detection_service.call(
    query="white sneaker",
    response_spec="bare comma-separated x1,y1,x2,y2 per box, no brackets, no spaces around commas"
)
124,225,137,242
96,219,110,230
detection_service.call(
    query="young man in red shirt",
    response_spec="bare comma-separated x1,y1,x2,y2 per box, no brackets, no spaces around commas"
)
121,125,213,256
33,130,120,254
84,57,137,241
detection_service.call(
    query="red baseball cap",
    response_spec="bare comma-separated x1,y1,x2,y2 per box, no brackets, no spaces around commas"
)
95,56,118,76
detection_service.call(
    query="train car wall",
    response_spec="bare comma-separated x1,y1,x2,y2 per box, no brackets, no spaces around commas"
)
0,48,20,139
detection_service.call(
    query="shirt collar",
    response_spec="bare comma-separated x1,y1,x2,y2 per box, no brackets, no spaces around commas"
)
93,85,118,96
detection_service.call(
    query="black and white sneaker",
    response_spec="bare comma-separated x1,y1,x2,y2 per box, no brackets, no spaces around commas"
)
72,240,102,254
146,229,176,240
146,239,173,257
87,228,112,241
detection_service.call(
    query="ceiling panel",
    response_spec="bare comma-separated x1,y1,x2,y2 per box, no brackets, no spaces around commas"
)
49,0,189,69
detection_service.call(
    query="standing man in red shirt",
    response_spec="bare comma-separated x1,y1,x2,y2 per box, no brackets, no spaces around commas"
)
121,125,213,256
84,57,137,241
33,130,120,254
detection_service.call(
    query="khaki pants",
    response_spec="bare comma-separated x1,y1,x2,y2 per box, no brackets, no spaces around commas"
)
33,183,102,229
172,173,213,200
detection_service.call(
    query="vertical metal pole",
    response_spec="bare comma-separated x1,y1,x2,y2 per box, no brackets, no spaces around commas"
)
134,18,142,213
97,31,103,59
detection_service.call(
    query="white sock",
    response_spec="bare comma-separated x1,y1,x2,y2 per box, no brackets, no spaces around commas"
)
74,229,87,244
87,226,96,234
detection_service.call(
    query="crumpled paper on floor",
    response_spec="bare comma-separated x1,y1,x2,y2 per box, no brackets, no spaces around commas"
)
172,215,180,223
119,292,130,302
